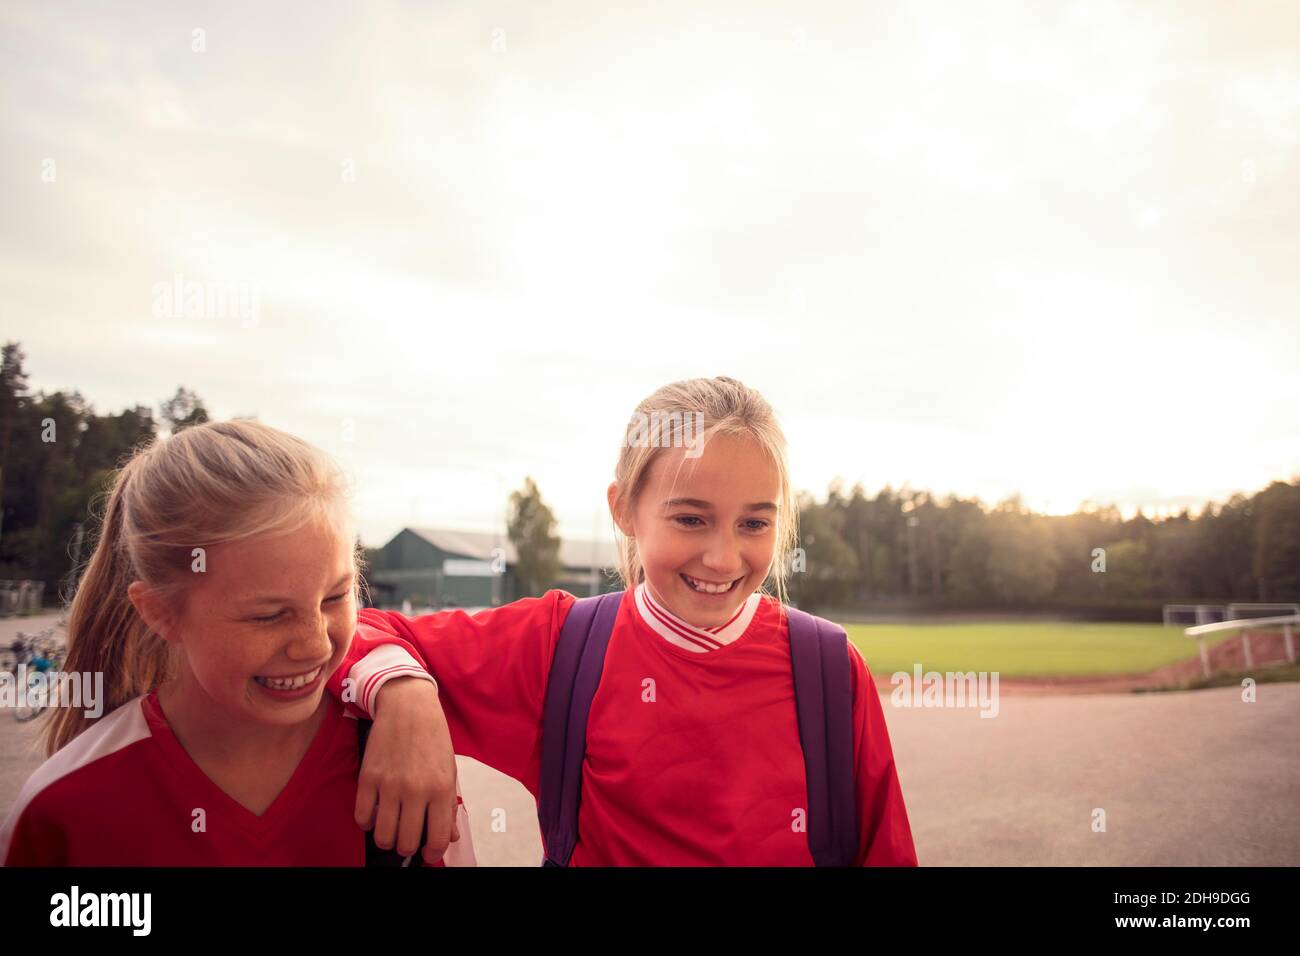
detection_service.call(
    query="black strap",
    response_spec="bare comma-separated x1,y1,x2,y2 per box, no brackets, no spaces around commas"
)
357,717,428,867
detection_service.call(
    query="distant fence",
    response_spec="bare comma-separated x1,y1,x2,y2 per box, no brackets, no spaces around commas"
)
1163,603,1300,627
1185,614,1299,679
0,580,46,616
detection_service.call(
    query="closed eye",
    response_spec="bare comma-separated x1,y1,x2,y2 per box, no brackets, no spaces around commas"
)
250,592,348,623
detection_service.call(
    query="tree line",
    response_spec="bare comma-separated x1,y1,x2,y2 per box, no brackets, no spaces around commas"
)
4,340,1297,618
0,342,208,602
785,480,1300,616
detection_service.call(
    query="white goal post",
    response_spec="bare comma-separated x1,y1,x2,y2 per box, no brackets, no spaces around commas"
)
1162,604,1227,627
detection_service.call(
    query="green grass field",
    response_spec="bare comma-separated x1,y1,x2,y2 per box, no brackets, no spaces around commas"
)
844,622,1236,678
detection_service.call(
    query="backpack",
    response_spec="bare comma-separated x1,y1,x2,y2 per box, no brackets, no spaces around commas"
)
538,589,859,867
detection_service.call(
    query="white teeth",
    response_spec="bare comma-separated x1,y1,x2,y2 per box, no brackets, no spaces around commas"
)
684,574,737,594
255,666,322,691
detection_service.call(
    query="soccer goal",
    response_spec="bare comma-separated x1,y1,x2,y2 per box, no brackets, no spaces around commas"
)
1225,603,1300,620
1162,604,1228,627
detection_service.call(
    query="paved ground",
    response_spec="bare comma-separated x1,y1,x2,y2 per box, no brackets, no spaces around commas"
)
3,612,1297,865
887,680,1299,865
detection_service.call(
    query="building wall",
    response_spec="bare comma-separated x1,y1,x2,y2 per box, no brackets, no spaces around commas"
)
366,529,618,609
367,530,512,608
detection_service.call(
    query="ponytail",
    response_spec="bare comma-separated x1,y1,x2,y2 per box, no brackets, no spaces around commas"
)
42,460,172,755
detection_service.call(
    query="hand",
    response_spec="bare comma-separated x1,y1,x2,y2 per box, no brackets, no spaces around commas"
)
354,676,461,864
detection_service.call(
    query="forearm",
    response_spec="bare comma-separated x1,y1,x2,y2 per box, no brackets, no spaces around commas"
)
360,597,572,788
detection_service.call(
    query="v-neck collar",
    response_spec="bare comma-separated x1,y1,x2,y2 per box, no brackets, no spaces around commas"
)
143,691,348,843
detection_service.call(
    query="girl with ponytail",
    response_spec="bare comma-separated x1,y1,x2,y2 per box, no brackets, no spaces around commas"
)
2,419,470,866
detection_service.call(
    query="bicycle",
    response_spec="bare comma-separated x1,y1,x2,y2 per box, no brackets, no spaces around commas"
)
33,632,61,660
14,660,54,722
2,635,33,675
7,628,65,722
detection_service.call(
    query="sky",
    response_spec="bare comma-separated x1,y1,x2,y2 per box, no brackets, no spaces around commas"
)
3,0,1298,546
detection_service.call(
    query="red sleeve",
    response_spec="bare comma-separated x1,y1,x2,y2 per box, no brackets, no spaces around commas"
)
848,643,919,866
349,590,576,795
326,617,432,719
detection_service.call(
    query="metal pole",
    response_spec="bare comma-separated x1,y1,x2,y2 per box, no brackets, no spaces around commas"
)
1283,623,1295,664
1241,630,1253,669
1198,637,1210,679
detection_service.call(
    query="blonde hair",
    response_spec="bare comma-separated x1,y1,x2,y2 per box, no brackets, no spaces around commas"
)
609,376,798,607
43,419,353,756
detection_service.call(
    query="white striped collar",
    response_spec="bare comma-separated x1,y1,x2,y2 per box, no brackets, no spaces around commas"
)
634,581,762,654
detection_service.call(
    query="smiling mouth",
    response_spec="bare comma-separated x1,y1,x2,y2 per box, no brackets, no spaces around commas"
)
253,665,324,692
681,573,744,595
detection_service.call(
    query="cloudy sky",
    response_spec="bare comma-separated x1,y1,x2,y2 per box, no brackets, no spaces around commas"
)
3,0,1297,546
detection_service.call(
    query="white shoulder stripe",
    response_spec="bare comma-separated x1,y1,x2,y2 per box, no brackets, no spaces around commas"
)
0,697,152,863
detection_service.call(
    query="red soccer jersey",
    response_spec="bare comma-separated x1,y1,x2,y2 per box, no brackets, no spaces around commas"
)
337,585,918,866
1,693,365,866
0,692,474,867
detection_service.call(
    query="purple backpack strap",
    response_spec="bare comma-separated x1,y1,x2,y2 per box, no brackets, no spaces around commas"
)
785,606,860,867
538,590,857,867
538,590,624,867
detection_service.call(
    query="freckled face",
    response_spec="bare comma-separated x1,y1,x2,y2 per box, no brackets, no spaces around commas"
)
173,517,357,727
620,433,781,629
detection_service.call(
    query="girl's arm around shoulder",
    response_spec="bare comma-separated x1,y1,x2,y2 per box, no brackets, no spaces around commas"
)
325,615,435,719
324,590,577,861
323,607,458,863
847,642,920,866
338,590,578,784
